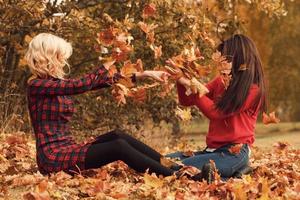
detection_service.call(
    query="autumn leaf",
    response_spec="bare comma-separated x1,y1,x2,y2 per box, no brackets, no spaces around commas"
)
120,61,138,77
98,27,116,46
273,141,290,151
107,65,118,78
228,144,243,155
262,112,280,125
143,173,164,188
160,157,178,168
182,150,195,157
102,58,116,70
128,87,147,103
150,44,162,59
138,22,158,34
112,83,130,105
175,107,192,122
142,3,156,19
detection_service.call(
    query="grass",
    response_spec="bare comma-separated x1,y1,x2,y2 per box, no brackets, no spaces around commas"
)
180,120,300,135
179,121,300,149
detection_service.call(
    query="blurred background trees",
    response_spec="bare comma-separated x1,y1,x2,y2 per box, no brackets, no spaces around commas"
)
0,0,298,136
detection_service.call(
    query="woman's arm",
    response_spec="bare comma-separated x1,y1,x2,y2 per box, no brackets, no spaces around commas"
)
176,76,221,106
194,86,260,120
28,67,118,96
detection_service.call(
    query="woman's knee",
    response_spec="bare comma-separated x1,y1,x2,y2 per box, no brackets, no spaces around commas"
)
111,129,129,138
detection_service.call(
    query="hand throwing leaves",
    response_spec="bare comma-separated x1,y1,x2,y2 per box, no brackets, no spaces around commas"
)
175,107,192,122
185,78,209,97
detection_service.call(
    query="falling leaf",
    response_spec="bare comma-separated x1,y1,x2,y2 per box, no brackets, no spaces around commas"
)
138,22,158,34
102,58,116,70
128,88,147,103
175,107,192,122
262,112,280,125
239,63,248,71
112,83,130,105
142,3,156,19
120,61,138,77
150,45,162,59
107,65,118,78
98,27,116,46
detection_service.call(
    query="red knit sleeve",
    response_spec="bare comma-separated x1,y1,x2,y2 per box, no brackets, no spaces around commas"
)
176,76,222,106
28,67,120,96
194,85,260,120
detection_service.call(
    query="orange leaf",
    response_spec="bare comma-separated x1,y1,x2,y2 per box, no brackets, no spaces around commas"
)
107,65,118,78
120,61,138,77
182,150,195,157
151,45,162,59
262,112,280,125
102,58,116,70
98,27,116,46
142,3,156,19
228,144,243,155
128,88,147,103
112,83,130,105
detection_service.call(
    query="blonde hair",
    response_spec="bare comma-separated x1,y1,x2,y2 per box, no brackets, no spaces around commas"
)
25,33,72,80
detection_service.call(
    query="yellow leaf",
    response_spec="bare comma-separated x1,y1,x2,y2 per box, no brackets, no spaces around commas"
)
175,107,192,122
258,178,270,200
233,182,247,200
143,173,164,189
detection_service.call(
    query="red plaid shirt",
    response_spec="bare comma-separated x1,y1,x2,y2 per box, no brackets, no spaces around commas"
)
27,67,118,174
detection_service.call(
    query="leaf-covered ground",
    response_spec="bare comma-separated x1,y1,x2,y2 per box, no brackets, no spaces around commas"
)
0,132,299,200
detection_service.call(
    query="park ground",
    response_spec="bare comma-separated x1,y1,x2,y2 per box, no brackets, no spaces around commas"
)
180,121,300,149
0,122,299,199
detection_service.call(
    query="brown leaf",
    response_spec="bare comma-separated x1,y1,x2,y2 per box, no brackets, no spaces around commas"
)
142,3,156,19
151,45,162,59
273,141,290,151
228,144,243,155
143,173,164,188
262,112,280,125
120,61,138,78
182,150,195,157
112,83,130,105
160,157,178,168
128,88,147,103
98,27,116,46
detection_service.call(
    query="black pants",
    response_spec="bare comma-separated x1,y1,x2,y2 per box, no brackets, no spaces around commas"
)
85,130,174,176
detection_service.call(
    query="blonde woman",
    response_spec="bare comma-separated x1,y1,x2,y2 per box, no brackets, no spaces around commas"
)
26,33,176,176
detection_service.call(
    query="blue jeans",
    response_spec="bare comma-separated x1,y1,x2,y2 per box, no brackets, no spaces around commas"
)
166,144,249,178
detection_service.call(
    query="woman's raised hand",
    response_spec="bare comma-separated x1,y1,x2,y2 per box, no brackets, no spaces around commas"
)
135,70,170,82
177,77,209,97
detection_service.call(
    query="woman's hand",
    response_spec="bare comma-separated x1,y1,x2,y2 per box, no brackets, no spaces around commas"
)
177,77,209,97
135,70,170,82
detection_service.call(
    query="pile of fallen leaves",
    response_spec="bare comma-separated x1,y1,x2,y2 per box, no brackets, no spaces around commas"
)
0,132,299,200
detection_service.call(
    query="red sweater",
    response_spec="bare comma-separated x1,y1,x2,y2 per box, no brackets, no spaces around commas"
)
177,76,260,148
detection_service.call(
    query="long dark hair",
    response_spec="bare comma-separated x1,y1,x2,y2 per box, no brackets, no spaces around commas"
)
216,34,267,114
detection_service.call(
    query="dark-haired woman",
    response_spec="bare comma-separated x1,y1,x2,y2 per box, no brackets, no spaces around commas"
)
167,34,266,182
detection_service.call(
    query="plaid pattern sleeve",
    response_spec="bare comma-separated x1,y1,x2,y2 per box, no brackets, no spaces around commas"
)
27,66,124,175
28,67,121,96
